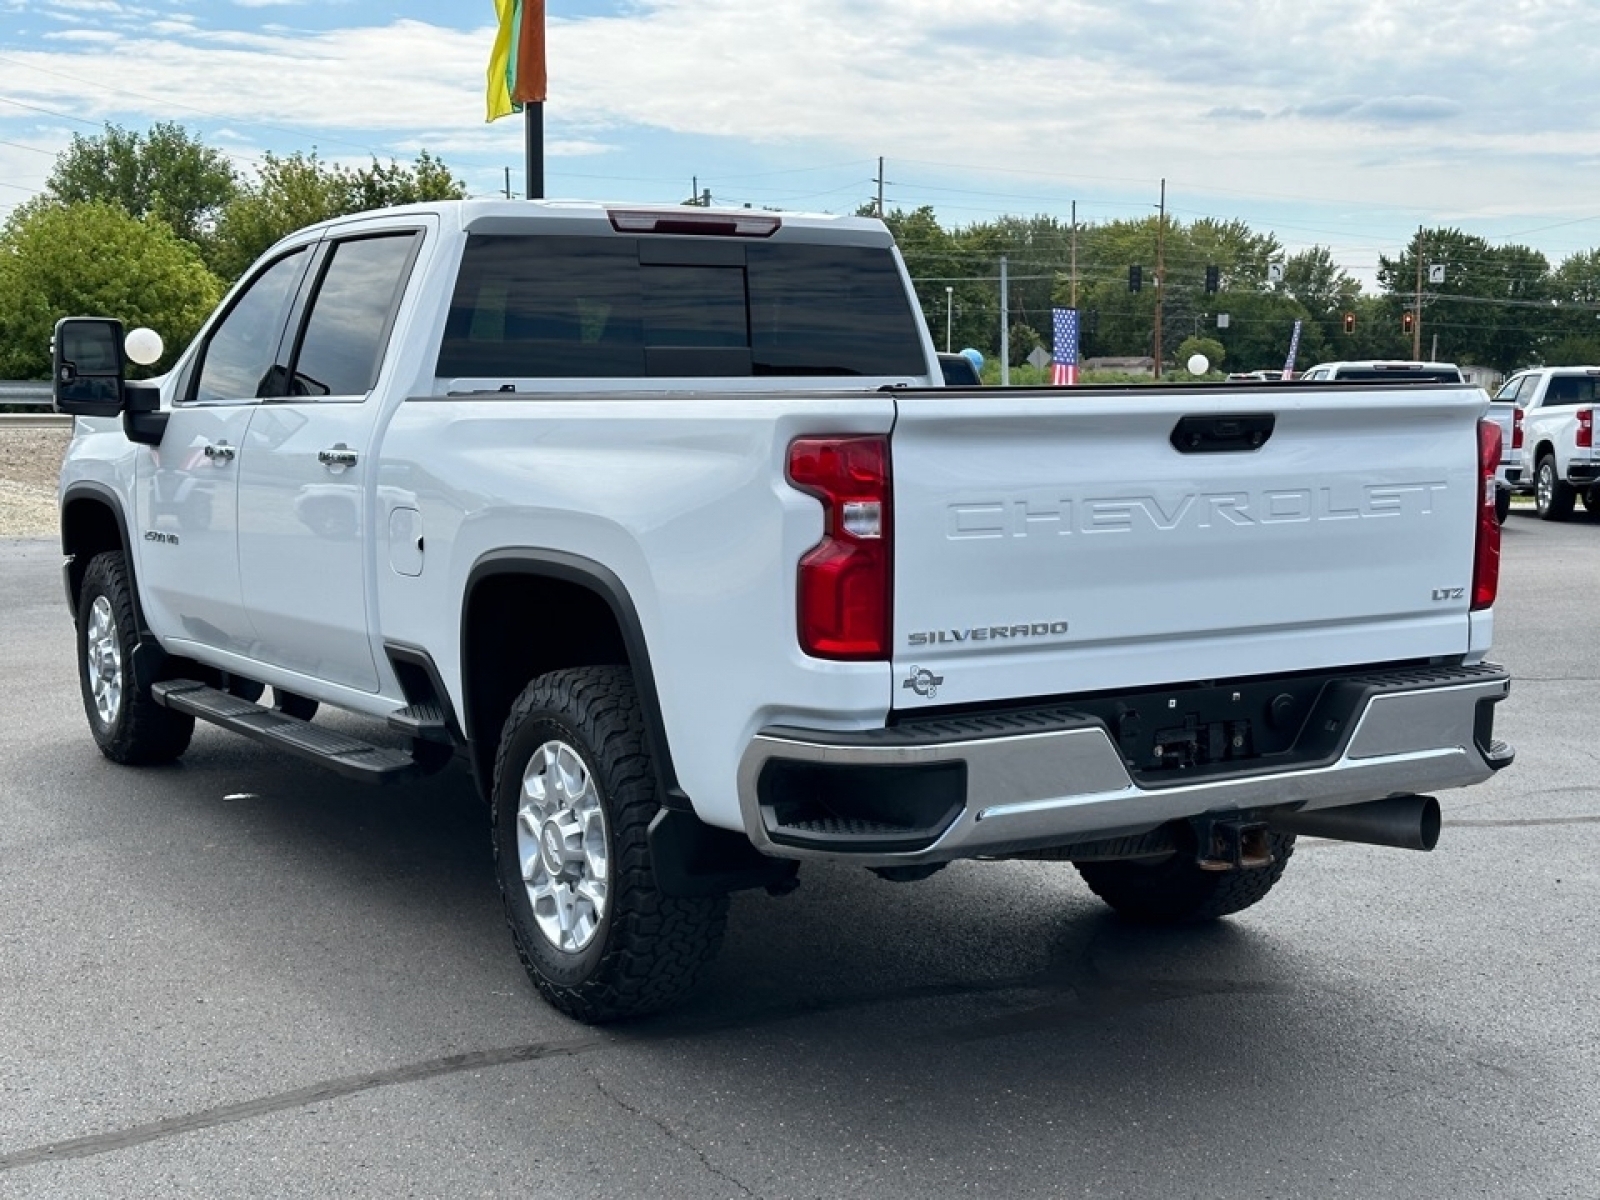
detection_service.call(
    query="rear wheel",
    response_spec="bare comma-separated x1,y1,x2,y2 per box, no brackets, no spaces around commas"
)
1076,833,1296,924
1535,454,1575,521
491,666,727,1022
76,551,194,765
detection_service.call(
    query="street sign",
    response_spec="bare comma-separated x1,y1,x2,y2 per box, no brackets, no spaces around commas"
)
1026,345,1051,370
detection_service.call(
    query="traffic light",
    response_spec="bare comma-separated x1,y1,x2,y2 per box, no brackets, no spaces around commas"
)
1343,312,1356,334
1204,265,1219,294
1128,265,1142,293
1402,310,1414,333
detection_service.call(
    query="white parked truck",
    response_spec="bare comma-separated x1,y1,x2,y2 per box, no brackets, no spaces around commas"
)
1495,366,1600,520
54,200,1513,1022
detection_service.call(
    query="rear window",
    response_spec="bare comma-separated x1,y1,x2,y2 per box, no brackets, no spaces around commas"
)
1540,375,1600,406
1330,367,1463,383
436,234,926,379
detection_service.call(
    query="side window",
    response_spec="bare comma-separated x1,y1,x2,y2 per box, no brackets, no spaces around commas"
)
1495,376,1525,403
192,248,309,405
287,232,419,398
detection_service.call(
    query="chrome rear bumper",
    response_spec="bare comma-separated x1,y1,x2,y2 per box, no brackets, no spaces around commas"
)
736,664,1511,867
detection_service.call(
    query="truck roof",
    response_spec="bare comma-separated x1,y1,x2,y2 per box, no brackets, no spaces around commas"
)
297,198,897,248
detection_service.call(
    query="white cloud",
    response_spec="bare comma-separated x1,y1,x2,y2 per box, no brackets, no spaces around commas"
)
4,0,1600,266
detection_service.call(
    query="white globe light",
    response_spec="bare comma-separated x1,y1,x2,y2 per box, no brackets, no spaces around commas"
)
125,327,164,366
1186,353,1209,376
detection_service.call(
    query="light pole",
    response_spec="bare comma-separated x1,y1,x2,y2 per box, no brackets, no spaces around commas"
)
945,287,953,353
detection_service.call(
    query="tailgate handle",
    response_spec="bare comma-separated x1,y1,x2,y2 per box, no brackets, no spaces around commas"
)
1170,413,1275,454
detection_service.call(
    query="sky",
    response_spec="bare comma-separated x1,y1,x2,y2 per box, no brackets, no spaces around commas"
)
3,0,1600,292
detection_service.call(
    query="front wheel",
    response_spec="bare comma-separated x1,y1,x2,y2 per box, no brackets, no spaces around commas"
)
76,552,194,765
491,666,728,1022
1535,455,1576,521
1076,833,1296,924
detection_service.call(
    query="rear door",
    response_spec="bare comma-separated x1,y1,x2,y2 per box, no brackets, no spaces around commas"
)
889,384,1486,710
236,227,424,692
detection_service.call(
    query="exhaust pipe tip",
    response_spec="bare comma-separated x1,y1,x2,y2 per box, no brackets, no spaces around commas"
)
1268,794,1440,852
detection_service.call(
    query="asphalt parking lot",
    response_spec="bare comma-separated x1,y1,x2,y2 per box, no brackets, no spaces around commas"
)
1,511,1597,1199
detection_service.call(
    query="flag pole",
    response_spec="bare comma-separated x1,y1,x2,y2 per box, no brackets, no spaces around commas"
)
524,102,543,199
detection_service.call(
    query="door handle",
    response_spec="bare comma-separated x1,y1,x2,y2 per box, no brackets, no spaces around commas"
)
203,441,235,462
318,445,359,468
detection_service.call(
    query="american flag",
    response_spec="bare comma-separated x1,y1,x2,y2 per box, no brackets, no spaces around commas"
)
1051,307,1080,386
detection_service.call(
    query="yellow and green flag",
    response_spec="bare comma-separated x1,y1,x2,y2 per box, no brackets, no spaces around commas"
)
486,0,548,122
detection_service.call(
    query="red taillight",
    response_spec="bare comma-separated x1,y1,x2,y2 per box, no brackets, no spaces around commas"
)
1512,406,1524,451
1577,408,1593,449
788,436,891,660
1473,418,1501,611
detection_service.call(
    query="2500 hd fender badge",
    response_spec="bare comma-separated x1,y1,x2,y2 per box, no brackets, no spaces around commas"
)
908,620,1069,647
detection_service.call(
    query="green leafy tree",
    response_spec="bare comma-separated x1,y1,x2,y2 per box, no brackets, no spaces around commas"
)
1175,335,1225,373
0,201,222,378
1378,228,1549,371
211,149,466,283
1545,249,1600,364
44,122,238,251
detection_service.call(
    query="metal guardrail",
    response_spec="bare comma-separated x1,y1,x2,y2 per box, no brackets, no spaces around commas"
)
0,381,53,407
0,381,69,427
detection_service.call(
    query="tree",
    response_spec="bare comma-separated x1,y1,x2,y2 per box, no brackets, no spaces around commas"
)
211,150,466,282
44,122,238,251
1175,336,1225,373
0,201,222,378
1378,228,1549,371
1545,250,1600,365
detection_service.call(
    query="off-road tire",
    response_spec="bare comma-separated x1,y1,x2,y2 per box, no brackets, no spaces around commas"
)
76,551,194,765
1076,833,1297,924
1535,454,1576,521
491,666,728,1022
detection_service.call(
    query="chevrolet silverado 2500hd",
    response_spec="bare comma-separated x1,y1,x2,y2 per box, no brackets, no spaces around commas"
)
53,200,1513,1022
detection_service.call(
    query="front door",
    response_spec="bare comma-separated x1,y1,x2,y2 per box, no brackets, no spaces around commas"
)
135,246,313,655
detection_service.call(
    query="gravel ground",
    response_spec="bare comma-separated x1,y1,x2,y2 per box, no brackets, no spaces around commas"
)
0,428,70,539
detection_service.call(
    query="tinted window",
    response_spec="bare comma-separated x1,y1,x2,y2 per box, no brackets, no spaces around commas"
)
289,233,419,397
193,248,308,404
1331,367,1463,383
938,353,981,385
1541,375,1600,406
437,234,926,379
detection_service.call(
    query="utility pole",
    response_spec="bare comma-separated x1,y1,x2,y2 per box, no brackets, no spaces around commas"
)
1413,225,1424,359
1000,255,1010,386
1070,200,1078,309
1153,178,1166,380
504,167,512,200
876,157,885,219
692,176,698,205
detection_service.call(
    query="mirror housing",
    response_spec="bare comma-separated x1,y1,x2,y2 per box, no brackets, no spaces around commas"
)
53,317,126,417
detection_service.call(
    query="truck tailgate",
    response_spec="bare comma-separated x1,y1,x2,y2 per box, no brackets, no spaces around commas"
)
889,385,1486,709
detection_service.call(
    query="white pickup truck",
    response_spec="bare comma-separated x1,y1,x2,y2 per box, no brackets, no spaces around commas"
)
1495,366,1600,520
54,200,1513,1022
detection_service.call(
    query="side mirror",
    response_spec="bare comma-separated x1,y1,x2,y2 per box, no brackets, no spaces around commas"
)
52,317,126,417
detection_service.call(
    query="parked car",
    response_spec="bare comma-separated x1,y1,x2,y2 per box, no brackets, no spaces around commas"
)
1298,360,1465,384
